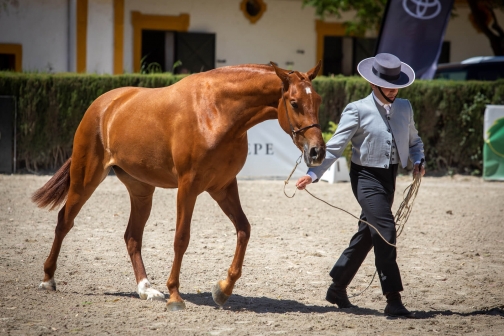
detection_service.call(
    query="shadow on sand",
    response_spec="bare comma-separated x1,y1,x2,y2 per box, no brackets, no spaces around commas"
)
101,291,503,318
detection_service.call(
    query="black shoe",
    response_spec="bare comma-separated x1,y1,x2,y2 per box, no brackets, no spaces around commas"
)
384,292,415,318
326,283,356,308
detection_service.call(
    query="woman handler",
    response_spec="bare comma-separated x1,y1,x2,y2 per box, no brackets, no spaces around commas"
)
296,53,425,318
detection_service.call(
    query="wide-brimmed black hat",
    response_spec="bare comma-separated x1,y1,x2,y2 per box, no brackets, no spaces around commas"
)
357,53,415,89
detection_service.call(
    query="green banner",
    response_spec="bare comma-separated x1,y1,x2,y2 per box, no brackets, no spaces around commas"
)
483,117,504,180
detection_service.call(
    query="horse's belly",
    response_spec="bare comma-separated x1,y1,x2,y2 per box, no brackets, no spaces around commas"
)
106,130,178,188
100,100,179,187
112,152,178,188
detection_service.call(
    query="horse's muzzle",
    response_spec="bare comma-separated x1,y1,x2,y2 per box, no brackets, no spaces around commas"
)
304,145,326,167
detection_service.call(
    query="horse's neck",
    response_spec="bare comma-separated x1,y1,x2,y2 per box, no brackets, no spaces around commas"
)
213,67,281,133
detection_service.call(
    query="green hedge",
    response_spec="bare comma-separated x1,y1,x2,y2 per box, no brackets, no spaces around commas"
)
314,76,504,174
0,72,184,171
1,71,502,174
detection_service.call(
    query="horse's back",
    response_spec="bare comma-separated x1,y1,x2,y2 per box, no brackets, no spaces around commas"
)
73,68,268,188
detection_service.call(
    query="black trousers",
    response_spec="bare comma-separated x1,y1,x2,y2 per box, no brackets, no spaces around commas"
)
329,162,403,294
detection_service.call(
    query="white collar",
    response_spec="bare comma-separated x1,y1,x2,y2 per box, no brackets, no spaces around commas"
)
372,91,392,110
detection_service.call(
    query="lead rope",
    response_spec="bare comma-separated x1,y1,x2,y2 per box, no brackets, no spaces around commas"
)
284,155,399,248
284,155,424,297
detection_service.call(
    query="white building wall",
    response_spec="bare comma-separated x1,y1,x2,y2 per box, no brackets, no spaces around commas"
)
87,0,114,74
1,1,503,73
123,0,338,73
445,5,504,63
0,0,69,72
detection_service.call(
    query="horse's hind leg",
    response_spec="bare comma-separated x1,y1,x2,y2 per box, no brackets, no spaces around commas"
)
40,156,107,290
113,167,164,301
209,179,251,307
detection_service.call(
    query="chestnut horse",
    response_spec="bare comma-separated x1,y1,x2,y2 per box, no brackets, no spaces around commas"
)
32,62,326,310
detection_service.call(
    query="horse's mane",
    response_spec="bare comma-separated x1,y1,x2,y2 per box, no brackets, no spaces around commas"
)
209,63,275,75
206,64,309,82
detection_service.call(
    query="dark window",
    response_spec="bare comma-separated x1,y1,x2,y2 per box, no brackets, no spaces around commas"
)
353,38,377,74
141,30,166,72
323,36,343,76
175,32,215,74
438,41,450,64
141,30,215,74
0,54,15,71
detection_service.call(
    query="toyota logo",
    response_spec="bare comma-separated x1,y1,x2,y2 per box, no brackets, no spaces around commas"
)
403,0,441,20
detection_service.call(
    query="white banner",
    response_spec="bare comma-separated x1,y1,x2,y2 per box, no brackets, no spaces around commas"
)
483,105,504,181
238,120,350,182
237,120,308,179
484,105,504,140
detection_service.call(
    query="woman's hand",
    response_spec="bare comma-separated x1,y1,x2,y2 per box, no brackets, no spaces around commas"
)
296,175,313,190
413,162,425,178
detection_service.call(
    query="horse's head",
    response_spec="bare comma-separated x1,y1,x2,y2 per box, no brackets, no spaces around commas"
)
271,61,326,167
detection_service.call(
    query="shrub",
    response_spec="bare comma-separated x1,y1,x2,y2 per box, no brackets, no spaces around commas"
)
1,71,502,174
0,72,184,171
313,76,504,174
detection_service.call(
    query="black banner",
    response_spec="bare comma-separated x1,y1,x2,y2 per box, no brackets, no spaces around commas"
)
376,0,454,79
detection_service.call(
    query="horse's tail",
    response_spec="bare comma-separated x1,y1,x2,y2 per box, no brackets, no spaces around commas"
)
32,158,72,210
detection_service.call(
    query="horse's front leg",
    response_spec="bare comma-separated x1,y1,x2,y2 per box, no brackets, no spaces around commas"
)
166,179,198,311
209,178,251,307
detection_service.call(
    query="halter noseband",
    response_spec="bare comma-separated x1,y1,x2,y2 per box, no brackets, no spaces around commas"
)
281,75,320,138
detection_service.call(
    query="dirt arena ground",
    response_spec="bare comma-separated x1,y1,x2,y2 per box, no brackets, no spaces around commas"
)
1,173,503,335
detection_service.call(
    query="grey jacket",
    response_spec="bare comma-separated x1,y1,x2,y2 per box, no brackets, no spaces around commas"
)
308,93,424,181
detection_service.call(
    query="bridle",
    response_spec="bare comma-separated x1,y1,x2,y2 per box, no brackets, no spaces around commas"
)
281,74,320,139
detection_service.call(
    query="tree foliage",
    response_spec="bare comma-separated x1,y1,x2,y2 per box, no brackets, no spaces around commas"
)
302,0,387,35
467,0,504,55
303,0,504,55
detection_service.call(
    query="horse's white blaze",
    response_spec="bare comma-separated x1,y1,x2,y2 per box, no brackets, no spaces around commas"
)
305,87,312,94
39,278,56,290
137,278,165,301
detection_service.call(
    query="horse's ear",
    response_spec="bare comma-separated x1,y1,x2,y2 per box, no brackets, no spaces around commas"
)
270,61,289,88
307,60,322,81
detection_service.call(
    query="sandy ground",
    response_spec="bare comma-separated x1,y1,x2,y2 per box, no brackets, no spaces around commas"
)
0,173,503,335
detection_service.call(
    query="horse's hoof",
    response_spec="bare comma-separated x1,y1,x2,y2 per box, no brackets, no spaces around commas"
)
137,279,166,301
212,282,230,307
166,301,186,311
38,279,56,291
138,287,166,301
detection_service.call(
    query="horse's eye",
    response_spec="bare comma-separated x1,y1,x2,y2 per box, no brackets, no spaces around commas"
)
290,101,298,109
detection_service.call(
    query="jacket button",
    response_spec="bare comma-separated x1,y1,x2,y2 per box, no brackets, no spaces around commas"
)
385,153,389,157
384,164,388,168
388,129,391,132
386,140,391,145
